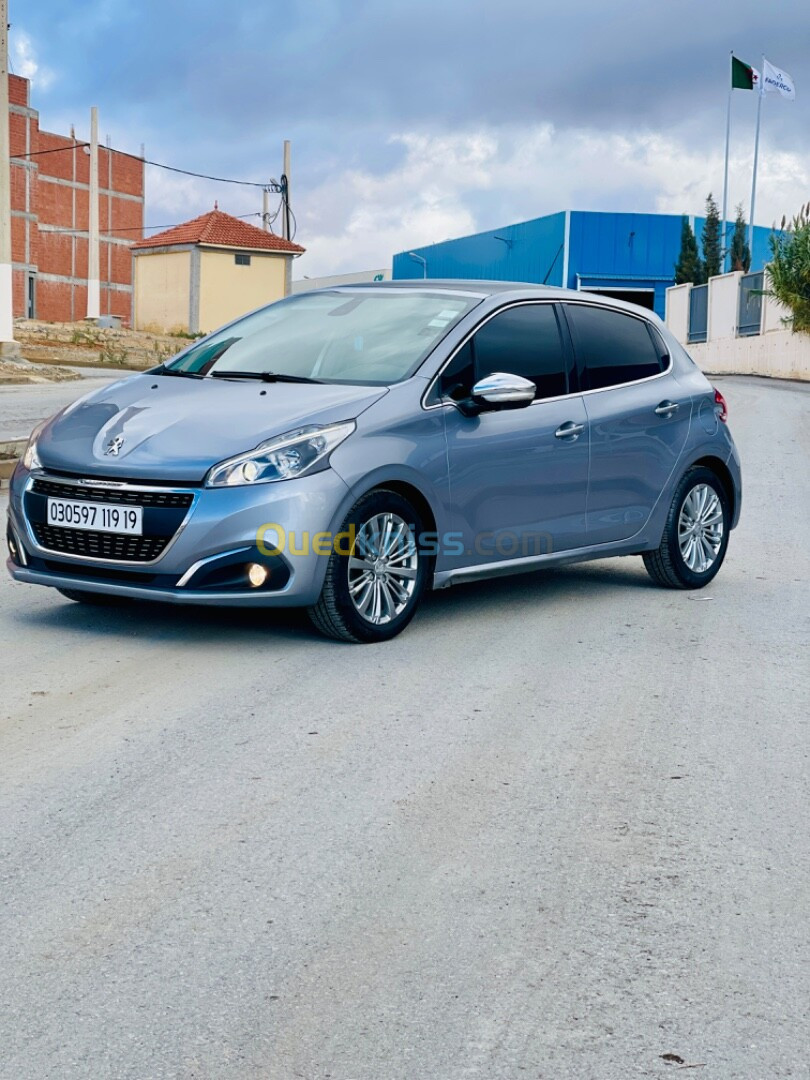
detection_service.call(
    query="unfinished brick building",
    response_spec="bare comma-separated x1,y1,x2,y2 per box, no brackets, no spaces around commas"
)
9,74,144,324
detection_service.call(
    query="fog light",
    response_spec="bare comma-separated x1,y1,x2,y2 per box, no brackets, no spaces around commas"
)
247,562,269,588
7,527,26,566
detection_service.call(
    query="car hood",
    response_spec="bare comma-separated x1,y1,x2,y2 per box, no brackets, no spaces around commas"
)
36,373,387,482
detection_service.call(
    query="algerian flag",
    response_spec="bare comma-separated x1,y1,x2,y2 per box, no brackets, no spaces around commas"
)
731,55,761,91
762,58,796,100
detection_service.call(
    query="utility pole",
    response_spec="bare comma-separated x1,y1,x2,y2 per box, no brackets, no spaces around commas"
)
282,139,291,241
262,186,269,231
0,0,21,358
86,105,100,320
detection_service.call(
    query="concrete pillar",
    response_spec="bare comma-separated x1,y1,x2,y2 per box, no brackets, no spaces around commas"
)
86,106,100,320
0,0,22,358
664,284,691,345
707,271,743,342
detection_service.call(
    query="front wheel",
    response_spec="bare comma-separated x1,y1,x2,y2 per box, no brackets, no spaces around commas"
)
643,466,730,589
307,489,430,643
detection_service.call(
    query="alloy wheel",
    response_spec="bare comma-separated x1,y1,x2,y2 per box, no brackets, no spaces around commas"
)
347,512,418,625
677,483,724,574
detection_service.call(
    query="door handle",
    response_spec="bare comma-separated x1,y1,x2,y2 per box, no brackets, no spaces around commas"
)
555,421,585,439
655,400,680,416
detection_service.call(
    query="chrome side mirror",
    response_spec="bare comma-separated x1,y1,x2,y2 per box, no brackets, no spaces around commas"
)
472,371,536,406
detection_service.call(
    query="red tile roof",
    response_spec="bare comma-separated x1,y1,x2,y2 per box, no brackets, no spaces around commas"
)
132,209,305,253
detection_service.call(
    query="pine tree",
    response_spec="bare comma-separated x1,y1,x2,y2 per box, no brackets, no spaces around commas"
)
730,205,751,272
674,216,703,285
701,193,722,280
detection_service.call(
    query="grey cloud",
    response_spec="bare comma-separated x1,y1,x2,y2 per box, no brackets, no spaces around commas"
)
17,0,808,258
25,0,809,148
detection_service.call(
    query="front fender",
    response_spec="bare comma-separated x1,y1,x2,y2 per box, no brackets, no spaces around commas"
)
327,398,452,548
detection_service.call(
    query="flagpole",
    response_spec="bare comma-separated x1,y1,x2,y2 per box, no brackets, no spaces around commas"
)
749,55,764,255
721,51,733,271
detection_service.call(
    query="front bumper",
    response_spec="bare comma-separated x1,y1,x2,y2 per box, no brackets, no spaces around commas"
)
6,464,354,607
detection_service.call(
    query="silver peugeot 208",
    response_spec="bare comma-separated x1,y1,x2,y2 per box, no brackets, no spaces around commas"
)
7,281,741,642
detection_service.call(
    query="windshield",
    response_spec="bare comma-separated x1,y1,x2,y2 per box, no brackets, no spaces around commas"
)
164,290,479,385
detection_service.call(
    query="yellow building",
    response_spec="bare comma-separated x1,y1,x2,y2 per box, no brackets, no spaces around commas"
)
132,207,305,334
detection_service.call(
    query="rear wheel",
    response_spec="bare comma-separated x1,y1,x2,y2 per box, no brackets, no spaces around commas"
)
307,489,430,643
643,466,730,589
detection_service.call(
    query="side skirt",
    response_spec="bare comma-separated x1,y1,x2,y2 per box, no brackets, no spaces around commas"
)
432,536,654,590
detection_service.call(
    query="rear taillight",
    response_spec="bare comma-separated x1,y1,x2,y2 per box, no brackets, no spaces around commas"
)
713,387,728,423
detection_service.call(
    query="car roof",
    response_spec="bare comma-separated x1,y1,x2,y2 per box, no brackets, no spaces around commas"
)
303,279,664,323
337,279,552,295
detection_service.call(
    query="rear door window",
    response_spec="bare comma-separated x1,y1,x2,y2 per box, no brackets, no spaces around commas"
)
565,304,664,391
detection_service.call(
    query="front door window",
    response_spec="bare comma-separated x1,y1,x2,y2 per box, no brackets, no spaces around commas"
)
440,302,569,402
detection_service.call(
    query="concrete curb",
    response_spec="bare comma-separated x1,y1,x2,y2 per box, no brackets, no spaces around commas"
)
26,356,135,373
0,361,83,385
0,440,26,488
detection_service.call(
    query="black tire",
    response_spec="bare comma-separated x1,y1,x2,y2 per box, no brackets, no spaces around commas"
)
307,489,431,643
643,466,730,589
57,588,127,606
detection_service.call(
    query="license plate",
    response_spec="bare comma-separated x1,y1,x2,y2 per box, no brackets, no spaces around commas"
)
46,497,143,535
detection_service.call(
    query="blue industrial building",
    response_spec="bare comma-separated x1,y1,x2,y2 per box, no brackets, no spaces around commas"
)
392,210,774,318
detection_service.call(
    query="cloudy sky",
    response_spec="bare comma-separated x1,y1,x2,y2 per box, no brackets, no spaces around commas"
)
12,0,810,277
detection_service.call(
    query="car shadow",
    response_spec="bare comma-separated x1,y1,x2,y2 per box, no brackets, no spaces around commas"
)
12,557,657,645
14,591,312,645
421,556,657,618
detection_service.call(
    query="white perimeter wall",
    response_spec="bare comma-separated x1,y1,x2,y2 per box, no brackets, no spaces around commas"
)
666,275,809,381
687,329,810,380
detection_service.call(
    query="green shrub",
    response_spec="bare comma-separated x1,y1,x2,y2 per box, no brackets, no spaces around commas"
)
767,203,810,333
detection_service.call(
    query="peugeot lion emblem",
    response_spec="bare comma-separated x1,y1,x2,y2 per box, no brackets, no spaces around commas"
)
105,435,125,457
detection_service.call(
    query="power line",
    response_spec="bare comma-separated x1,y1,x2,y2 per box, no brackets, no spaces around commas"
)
11,142,292,238
12,141,280,190
263,196,284,229
12,143,89,158
140,153,276,189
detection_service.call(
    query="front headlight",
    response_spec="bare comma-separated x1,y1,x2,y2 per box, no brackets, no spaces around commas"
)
205,421,356,488
22,419,47,471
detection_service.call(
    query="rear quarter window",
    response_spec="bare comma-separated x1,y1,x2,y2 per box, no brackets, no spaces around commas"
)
565,304,665,391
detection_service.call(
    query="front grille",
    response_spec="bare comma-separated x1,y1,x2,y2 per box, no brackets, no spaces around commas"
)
31,523,170,562
32,479,193,509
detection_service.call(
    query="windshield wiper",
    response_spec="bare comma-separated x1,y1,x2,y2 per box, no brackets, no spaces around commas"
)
210,370,324,384
151,363,204,379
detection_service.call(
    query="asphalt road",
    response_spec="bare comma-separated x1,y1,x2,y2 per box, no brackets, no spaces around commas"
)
0,368,122,442
1,376,808,1079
